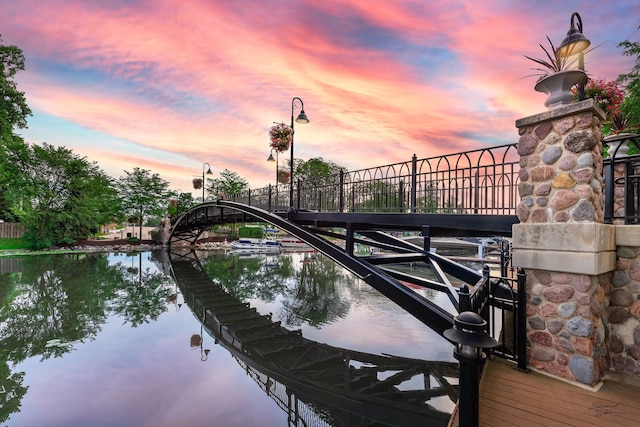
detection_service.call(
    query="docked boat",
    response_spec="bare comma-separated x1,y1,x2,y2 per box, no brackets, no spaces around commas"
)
230,238,282,252
277,236,312,250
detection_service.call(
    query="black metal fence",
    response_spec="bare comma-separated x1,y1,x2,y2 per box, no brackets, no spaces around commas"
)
231,144,521,215
604,134,640,224
229,137,640,225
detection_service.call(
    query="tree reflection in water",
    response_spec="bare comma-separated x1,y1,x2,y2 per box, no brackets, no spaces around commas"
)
0,252,173,424
201,251,353,328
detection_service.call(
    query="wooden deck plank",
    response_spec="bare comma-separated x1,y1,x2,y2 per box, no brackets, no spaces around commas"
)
483,371,640,418
481,361,640,425
449,358,640,427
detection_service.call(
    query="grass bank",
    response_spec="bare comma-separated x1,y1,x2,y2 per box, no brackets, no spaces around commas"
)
0,238,28,250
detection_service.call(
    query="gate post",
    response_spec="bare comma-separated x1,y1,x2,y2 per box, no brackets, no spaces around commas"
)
512,99,614,386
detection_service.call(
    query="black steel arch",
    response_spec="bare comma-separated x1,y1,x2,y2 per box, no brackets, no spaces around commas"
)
220,200,456,335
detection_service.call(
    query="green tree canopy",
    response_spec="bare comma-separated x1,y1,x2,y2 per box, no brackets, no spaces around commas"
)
0,35,32,140
0,35,32,220
117,168,171,238
294,157,347,187
618,25,640,130
6,142,121,248
212,168,249,197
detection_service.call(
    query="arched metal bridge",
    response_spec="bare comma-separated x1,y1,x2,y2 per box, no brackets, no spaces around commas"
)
167,199,522,350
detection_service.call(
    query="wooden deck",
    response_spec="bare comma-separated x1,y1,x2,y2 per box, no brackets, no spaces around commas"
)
449,358,640,426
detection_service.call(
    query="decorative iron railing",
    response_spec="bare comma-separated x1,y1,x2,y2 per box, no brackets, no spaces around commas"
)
603,134,640,224
227,137,640,224
230,143,521,215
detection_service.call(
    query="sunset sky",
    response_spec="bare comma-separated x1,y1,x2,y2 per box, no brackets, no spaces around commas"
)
3,0,639,193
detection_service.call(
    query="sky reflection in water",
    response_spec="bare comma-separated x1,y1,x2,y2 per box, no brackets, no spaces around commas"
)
2,251,456,426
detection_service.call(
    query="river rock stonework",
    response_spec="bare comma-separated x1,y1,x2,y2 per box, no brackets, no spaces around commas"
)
515,100,610,386
525,269,607,384
516,101,605,224
607,245,640,376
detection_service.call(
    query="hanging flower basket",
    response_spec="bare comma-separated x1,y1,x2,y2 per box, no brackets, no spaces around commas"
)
192,178,203,189
269,122,292,152
277,170,291,184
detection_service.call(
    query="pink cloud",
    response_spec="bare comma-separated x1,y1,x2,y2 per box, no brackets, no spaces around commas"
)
3,0,638,191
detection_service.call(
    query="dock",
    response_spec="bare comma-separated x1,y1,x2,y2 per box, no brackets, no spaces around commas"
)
449,358,640,426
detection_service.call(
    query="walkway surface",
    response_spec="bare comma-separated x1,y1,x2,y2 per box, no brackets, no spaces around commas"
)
449,358,640,426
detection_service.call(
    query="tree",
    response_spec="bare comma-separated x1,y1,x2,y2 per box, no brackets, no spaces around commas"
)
350,180,404,213
0,35,32,220
117,168,171,238
618,26,640,131
294,157,347,187
211,168,248,198
0,35,32,142
9,142,121,248
167,191,195,218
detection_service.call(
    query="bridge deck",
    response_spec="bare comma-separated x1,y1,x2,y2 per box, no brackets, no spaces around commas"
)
449,358,640,426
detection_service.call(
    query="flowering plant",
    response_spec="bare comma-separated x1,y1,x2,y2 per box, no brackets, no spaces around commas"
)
269,122,293,152
575,77,624,117
277,170,290,184
575,77,640,136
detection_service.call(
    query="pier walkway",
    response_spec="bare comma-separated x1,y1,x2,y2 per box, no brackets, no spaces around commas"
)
449,357,640,426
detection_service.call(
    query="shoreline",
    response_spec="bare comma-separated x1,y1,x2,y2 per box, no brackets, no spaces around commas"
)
0,237,232,257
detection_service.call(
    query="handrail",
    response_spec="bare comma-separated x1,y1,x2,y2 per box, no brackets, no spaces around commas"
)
603,133,640,224
230,143,521,215
226,139,638,224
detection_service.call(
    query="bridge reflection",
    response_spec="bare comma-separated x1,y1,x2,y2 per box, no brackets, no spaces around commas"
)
170,250,458,426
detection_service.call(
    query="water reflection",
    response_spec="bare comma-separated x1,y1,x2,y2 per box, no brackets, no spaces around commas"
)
0,250,456,426
173,250,457,426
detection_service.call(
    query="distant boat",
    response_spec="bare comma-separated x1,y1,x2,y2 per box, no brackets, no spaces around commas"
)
264,228,312,251
277,237,312,250
230,238,282,252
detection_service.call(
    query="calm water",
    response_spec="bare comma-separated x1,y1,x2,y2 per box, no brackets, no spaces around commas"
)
0,250,458,426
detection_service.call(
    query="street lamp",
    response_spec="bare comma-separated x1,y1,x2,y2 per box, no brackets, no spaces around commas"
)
202,162,213,200
267,149,278,191
556,12,591,101
289,97,309,209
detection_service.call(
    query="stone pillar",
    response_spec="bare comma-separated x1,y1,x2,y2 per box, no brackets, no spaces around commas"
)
608,227,640,377
512,99,615,386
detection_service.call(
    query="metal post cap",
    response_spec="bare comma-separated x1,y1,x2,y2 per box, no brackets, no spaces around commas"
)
444,311,499,349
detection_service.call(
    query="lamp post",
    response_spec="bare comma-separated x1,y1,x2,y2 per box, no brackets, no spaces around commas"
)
174,189,182,210
202,162,213,201
556,12,591,101
267,149,278,192
444,309,498,427
289,97,309,209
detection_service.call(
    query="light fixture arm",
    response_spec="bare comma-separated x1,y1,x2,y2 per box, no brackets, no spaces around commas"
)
571,12,582,33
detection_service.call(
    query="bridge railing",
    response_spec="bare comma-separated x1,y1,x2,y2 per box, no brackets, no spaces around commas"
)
227,137,640,223
230,143,522,214
604,134,640,224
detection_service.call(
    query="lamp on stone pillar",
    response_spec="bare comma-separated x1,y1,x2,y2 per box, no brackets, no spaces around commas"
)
556,12,591,101
289,97,309,210
444,311,498,427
